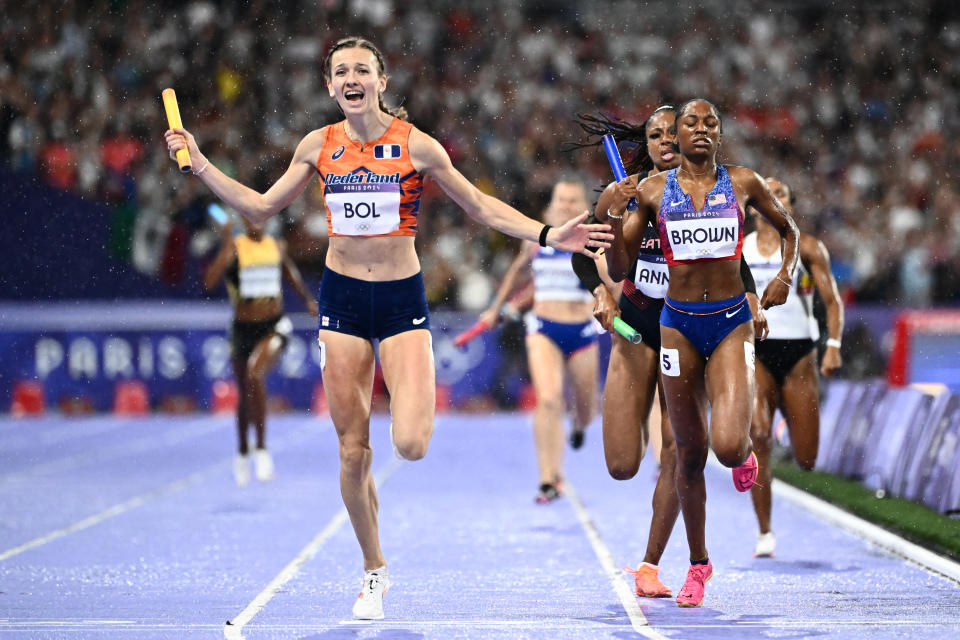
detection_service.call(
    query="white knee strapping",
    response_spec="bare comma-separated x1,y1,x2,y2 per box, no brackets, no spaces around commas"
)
317,338,326,371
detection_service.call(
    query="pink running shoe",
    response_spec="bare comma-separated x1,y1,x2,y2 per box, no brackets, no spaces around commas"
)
535,483,562,504
624,563,672,598
676,560,713,607
732,451,759,492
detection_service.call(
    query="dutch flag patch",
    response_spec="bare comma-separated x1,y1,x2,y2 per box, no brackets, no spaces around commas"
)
374,144,402,160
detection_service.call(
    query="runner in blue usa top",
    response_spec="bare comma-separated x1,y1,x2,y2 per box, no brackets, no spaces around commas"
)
597,98,799,608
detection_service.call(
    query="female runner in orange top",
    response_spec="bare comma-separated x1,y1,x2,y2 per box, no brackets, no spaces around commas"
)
165,36,612,620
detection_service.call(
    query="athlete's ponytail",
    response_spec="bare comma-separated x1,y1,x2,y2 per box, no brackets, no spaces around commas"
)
323,36,409,121
565,106,675,189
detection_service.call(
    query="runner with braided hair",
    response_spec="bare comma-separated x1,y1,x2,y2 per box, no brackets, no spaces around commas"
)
570,106,764,598
602,98,798,607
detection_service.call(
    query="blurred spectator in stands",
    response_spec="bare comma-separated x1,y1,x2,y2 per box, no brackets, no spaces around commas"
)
2,0,960,311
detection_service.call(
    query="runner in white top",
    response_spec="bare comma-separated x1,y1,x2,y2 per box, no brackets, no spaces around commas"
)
743,176,844,558
479,181,600,503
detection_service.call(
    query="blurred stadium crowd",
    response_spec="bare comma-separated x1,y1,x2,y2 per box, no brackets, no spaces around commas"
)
2,0,959,308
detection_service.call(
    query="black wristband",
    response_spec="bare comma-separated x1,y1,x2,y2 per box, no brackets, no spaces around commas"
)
538,224,552,247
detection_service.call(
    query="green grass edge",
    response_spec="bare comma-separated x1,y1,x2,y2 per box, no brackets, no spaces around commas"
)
772,461,960,562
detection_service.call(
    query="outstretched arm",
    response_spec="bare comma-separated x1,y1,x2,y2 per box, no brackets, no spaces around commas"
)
802,234,844,376
204,223,236,292
408,128,612,256
738,168,800,309
164,127,324,224
279,240,319,317
479,243,536,327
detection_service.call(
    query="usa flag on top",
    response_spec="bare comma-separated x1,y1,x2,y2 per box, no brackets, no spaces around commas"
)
374,144,402,159
707,193,727,206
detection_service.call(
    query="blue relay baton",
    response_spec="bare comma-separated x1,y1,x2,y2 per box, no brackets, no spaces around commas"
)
601,134,637,212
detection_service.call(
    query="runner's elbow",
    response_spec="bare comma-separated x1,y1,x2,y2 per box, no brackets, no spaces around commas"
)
239,198,275,224
607,264,627,282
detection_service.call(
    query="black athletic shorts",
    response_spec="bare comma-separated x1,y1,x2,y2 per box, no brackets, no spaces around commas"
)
755,338,816,386
230,314,291,362
618,292,664,352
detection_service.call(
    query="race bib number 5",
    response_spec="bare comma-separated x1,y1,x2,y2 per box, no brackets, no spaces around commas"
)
327,183,401,236
660,347,680,377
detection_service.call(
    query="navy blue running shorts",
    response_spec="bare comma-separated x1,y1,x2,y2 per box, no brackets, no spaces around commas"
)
524,314,598,358
316,267,430,341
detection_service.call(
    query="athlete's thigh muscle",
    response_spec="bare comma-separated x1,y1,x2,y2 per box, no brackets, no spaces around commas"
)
565,342,598,413
751,360,780,439
659,325,708,449
379,329,436,437
602,339,658,474
318,329,377,439
525,333,565,400
780,351,820,469
703,321,755,456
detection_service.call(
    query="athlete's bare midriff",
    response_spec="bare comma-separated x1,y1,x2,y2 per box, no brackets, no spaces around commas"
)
325,235,421,281
533,299,594,324
666,259,744,302
234,297,284,323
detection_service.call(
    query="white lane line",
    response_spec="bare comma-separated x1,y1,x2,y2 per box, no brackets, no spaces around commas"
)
0,467,215,562
224,457,404,640
0,419,320,562
1,618,952,630
565,479,671,640
705,453,960,584
336,618,948,628
772,478,960,584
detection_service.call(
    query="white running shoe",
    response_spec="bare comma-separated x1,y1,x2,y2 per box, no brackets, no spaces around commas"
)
352,567,389,620
233,454,251,488
754,531,776,557
253,448,275,482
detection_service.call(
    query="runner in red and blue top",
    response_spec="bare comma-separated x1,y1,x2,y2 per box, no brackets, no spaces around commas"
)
572,106,765,600
601,98,799,608
656,165,751,357
165,35,613,622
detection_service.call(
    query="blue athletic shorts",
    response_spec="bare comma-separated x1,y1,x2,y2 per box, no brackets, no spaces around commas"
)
317,267,430,341
525,314,598,358
659,294,751,358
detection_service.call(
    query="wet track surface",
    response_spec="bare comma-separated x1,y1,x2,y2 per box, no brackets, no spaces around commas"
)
1,413,957,639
